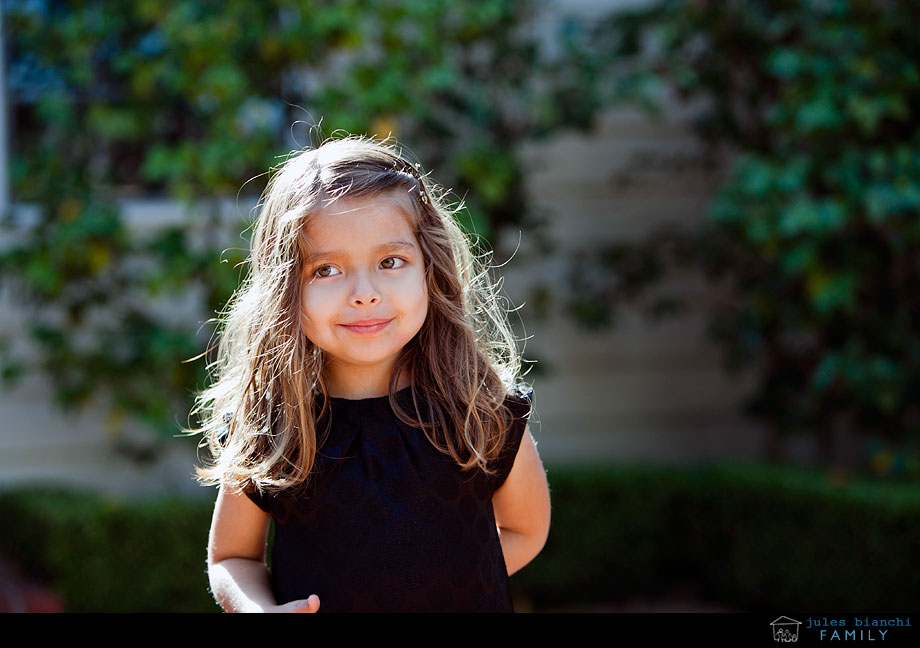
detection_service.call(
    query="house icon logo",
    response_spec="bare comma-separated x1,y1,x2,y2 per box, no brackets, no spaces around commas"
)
771,616,801,642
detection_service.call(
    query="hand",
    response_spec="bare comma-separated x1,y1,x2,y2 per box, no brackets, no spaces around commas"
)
273,594,320,613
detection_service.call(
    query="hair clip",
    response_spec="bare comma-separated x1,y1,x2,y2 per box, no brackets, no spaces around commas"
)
412,163,429,204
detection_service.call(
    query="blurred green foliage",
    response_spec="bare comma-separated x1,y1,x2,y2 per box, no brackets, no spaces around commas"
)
566,0,920,466
1,0,596,441
3,463,918,611
518,463,920,612
0,488,216,612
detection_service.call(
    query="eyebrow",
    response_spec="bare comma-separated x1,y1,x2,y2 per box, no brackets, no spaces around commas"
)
305,240,418,263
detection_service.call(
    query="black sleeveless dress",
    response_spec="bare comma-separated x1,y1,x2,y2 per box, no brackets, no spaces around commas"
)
245,385,533,613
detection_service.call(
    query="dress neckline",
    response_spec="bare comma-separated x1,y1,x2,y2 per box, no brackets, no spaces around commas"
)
327,385,413,404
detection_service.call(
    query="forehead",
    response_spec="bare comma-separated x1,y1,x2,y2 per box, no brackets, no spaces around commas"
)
304,195,419,255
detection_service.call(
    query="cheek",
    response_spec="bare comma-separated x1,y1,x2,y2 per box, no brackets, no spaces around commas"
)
299,286,326,336
412,283,429,328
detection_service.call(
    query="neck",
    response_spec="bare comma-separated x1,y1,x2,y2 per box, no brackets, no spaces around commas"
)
323,363,410,400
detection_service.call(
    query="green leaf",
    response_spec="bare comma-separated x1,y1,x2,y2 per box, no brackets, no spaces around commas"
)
806,270,857,314
87,105,143,141
780,198,847,236
811,352,841,391
780,241,817,275
795,95,842,131
847,95,885,134
767,48,803,79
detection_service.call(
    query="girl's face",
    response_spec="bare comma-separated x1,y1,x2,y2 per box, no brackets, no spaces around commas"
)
300,195,428,393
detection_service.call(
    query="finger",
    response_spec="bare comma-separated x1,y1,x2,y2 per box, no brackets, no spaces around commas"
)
295,594,320,613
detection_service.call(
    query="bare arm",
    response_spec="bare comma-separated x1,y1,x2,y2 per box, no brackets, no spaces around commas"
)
207,484,320,613
492,427,551,575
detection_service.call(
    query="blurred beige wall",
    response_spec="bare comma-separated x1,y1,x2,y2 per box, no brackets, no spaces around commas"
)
511,107,765,465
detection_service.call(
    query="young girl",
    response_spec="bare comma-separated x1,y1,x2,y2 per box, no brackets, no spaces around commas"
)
194,136,550,613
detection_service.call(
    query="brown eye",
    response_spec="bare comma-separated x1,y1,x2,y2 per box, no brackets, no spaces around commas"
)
315,265,340,278
380,257,406,269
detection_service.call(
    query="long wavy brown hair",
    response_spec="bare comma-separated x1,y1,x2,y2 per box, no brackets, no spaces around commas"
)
191,136,528,494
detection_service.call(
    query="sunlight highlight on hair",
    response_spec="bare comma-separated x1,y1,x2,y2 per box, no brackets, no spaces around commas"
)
188,134,530,494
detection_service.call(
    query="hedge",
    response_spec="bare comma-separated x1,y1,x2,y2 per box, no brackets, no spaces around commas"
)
1,463,917,612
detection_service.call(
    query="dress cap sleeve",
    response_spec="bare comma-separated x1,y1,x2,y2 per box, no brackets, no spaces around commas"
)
244,484,271,513
489,384,533,493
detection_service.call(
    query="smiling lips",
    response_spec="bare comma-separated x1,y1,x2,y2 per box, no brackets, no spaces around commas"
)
339,318,393,334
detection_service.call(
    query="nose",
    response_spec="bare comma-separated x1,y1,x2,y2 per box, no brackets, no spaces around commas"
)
350,271,380,306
